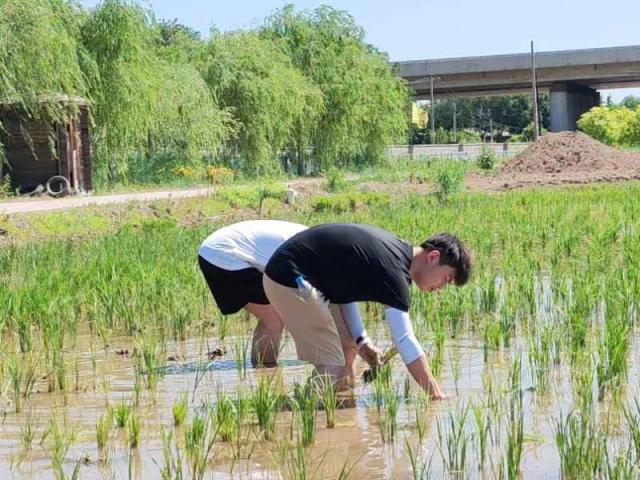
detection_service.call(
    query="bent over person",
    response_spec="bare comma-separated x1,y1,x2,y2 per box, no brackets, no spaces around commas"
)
198,220,307,367
263,223,472,399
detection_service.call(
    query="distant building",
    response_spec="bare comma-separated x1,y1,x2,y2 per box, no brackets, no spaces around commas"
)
0,96,92,194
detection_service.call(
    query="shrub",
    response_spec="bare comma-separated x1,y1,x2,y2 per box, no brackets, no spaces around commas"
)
476,146,497,170
325,167,347,192
434,162,465,201
577,106,635,146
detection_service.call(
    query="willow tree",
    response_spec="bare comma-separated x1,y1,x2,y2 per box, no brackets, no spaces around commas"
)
263,5,409,170
81,0,233,184
0,0,89,174
199,30,322,173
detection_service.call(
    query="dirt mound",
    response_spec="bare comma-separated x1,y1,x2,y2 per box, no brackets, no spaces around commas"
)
500,131,640,175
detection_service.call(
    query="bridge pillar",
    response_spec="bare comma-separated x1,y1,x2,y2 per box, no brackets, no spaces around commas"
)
549,83,600,132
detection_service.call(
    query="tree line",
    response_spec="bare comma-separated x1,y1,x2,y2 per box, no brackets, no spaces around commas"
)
0,0,408,185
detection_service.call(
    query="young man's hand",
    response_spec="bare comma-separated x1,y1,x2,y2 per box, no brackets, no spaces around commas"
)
358,339,382,368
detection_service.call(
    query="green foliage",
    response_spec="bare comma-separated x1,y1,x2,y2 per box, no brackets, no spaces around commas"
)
434,161,465,201
263,5,409,170
199,30,321,173
476,146,497,170
324,166,347,192
577,106,636,146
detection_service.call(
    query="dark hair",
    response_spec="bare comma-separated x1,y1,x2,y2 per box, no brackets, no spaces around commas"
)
421,232,472,286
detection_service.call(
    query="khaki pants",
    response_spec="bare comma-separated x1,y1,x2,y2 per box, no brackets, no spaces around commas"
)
262,275,356,368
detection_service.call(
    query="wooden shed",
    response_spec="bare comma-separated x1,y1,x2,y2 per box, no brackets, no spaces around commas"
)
0,96,92,194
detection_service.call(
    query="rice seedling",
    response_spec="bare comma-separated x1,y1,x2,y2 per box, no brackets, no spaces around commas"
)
17,409,38,463
555,411,605,478
115,401,133,429
405,437,434,480
291,377,318,447
7,352,38,413
318,374,337,429
128,412,142,449
96,409,114,450
596,309,630,400
173,392,188,427
49,418,77,480
622,397,640,461
378,388,399,443
232,387,251,459
436,405,470,479
215,389,237,442
232,335,251,380
183,410,218,479
471,402,489,470
505,390,524,480
135,334,166,393
412,392,430,442
250,376,282,441
605,446,637,480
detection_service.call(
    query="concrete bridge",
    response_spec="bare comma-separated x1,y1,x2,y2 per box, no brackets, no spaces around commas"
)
397,45,640,132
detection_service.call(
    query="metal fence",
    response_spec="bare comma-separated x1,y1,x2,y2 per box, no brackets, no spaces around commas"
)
388,142,530,160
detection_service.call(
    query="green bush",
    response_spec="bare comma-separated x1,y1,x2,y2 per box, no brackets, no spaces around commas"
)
434,162,465,202
577,106,635,146
476,146,497,170
325,167,347,192
312,191,389,214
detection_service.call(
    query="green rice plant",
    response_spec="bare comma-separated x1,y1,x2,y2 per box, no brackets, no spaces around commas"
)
378,388,399,443
505,390,524,480
405,437,433,480
135,334,166,393
215,389,237,442
291,377,318,447
20,409,38,455
183,410,217,479
173,393,188,427
596,310,630,400
555,411,605,479
319,374,337,429
232,336,251,380
275,439,327,480
250,376,282,441
572,360,595,414
232,388,251,459
471,402,490,470
436,404,470,479
49,418,77,480
412,392,430,442
7,352,38,413
622,397,640,462
96,409,114,450
128,412,141,448
114,401,133,429
528,322,554,393
605,447,636,480
372,363,392,413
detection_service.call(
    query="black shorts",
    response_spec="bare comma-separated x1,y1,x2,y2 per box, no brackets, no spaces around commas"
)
198,255,269,315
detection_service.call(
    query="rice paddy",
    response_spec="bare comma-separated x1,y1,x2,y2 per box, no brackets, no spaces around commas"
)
2,179,640,478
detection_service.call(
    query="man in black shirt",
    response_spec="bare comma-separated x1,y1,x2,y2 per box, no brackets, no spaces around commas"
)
263,223,472,400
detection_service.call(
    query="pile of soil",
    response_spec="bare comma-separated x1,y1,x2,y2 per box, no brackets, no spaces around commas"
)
465,131,640,191
500,131,640,175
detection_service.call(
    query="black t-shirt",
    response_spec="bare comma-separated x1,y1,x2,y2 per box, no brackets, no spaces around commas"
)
265,223,414,311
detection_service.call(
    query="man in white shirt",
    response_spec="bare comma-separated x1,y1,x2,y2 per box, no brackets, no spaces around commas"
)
198,220,307,367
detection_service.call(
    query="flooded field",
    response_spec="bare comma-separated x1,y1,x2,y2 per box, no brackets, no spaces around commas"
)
3,184,640,478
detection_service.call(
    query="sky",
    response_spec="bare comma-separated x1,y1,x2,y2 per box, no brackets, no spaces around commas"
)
79,0,640,101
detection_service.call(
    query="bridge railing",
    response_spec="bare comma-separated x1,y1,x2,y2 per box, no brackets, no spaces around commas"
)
388,142,530,160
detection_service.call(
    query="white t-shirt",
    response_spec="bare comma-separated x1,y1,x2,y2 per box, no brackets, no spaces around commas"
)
198,220,307,272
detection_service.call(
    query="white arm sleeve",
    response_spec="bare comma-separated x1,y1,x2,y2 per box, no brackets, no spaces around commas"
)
338,303,367,343
385,307,424,365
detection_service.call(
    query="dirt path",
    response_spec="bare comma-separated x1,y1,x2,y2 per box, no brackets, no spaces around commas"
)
0,178,323,215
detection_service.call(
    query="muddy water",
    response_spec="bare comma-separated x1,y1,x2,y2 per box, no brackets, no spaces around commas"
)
1,321,638,479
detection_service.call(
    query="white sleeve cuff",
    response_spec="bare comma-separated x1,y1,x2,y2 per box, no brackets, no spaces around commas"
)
338,303,367,343
385,307,424,365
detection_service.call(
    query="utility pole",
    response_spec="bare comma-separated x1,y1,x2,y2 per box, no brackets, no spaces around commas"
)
453,100,457,143
489,119,494,143
530,41,541,140
430,76,436,144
